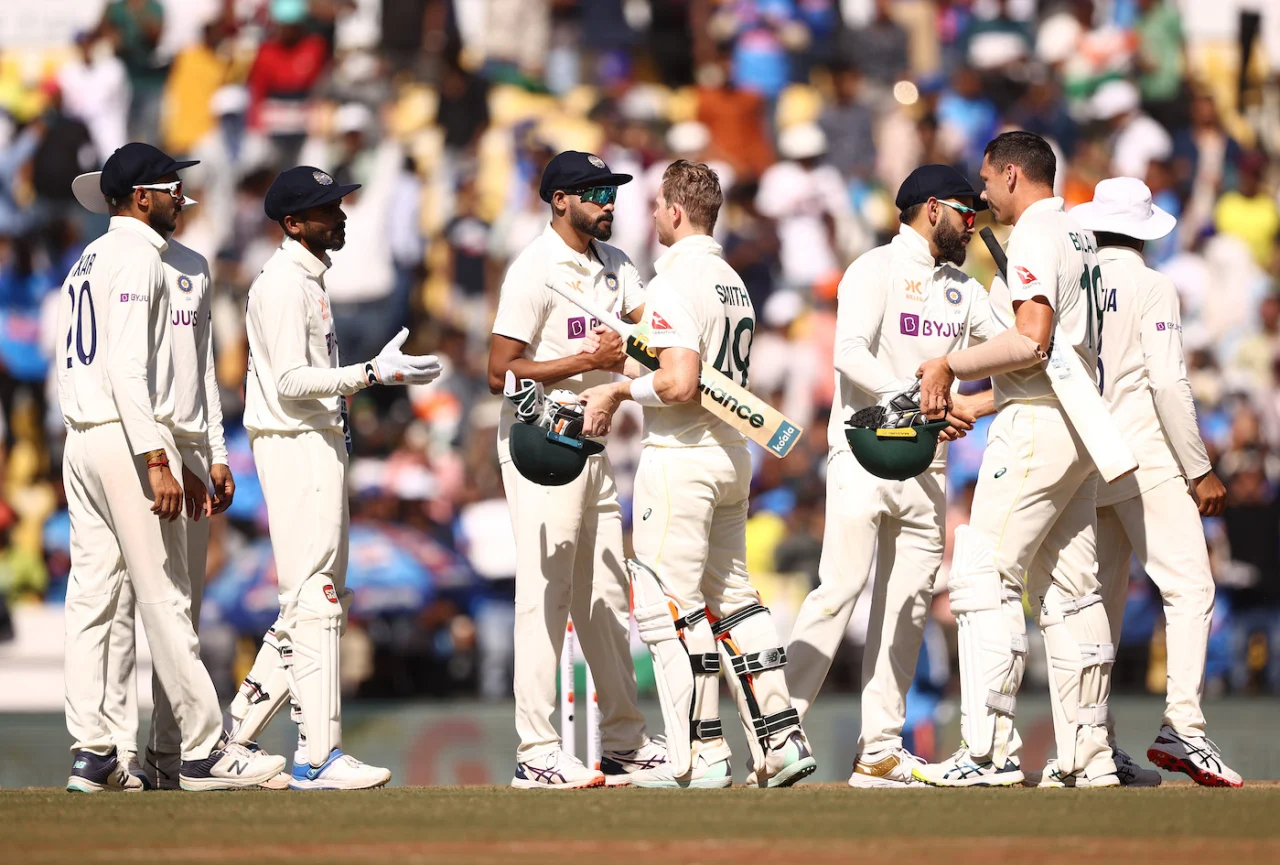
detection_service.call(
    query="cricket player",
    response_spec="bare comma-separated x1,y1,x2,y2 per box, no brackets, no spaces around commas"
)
1064,177,1242,787
580,159,815,788
231,165,442,790
90,192,263,789
915,131,1119,787
488,151,663,789
785,165,996,787
60,143,285,791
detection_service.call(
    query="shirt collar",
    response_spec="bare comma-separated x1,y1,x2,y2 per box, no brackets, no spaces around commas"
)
109,216,168,253
654,233,723,274
1019,196,1065,222
892,224,935,267
541,222,599,269
1097,245,1145,265
282,236,331,277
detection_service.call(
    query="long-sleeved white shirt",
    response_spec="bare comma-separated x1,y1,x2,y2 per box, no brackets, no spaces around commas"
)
641,234,753,448
56,216,175,455
1095,246,1211,507
163,239,227,464
828,224,994,463
989,196,1102,407
244,238,371,436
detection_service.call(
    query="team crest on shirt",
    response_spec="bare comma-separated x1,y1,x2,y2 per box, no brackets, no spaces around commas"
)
587,155,606,169
651,312,672,331
604,272,618,292
1014,266,1039,286
177,275,194,293
313,170,334,186
945,286,963,305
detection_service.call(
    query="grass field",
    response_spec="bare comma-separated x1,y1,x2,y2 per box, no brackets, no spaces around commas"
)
3,783,1278,865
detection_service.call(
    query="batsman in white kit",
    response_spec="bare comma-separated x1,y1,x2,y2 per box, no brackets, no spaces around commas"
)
227,165,443,790
580,160,815,788
488,151,663,789
1065,177,1242,787
59,143,285,791
784,164,996,787
915,132,1123,787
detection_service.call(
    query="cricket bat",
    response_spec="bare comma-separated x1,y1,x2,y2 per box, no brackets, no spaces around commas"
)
980,228,1137,483
546,282,804,458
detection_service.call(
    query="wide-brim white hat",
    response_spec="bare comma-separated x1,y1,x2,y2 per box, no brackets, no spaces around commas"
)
778,123,827,161
1069,176,1176,241
72,171,197,214
1089,79,1140,121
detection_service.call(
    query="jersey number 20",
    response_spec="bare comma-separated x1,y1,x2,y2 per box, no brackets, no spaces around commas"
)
65,280,97,367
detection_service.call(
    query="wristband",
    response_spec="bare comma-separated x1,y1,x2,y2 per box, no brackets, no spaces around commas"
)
147,456,169,469
629,374,667,407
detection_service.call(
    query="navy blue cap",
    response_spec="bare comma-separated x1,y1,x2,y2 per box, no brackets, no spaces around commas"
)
99,143,198,201
539,151,632,203
264,166,361,221
895,164,988,212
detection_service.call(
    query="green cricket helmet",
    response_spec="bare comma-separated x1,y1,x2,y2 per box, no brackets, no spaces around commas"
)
845,420,951,481
509,421,605,486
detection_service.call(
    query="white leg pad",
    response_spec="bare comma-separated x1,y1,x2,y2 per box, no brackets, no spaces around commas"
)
948,525,1026,764
628,559,698,776
228,617,291,744
1038,585,1115,775
712,604,799,770
290,574,343,768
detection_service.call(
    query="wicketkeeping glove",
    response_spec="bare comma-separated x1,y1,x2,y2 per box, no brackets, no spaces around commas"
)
848,380,927,429
365,328,442,386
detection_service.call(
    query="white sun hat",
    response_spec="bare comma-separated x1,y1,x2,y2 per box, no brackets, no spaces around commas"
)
1089,79,1140,121
73,171,198,214
1069,176,1176,241
778,123,827,161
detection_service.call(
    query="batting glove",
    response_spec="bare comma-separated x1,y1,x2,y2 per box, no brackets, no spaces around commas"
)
365,328,442,386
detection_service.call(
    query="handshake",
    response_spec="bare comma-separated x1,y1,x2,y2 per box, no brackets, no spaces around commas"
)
365,328,443,387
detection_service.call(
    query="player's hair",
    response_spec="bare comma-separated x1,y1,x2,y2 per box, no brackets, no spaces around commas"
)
661,159,723,233
983,131,1056,187
899,202,925,224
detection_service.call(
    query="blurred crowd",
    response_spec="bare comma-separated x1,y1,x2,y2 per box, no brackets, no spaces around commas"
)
1,0,1280,709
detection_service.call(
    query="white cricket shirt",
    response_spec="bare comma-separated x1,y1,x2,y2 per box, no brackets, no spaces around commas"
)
1095,246,1212,507
163,239,227,464
989,196,1102,408
244,238,370,436
56,216,175,456
641,234,754,448
491,223,645,461
827,225,994,466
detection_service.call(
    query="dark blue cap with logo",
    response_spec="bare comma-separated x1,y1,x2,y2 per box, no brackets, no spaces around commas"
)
264,166,361,221
539,151,633,203
895,164,988,212
71,142,200,212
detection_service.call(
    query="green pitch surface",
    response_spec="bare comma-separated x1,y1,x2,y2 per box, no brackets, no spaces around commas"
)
3,784,1278,864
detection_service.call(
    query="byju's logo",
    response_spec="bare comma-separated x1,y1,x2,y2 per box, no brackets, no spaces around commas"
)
567,316,601,339
900,313,920,336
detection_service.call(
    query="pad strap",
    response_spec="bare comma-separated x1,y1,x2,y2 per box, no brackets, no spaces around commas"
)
751,707,801,740
986,691,1017,717
692,718,723,740
689,653,721,675
729,646,787,676
1078,704,1109,726
1080,642,1117,666
675,608,707,630
711,604,768,636
1057,592,1103,616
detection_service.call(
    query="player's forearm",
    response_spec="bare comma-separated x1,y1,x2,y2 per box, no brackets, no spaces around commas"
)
276,363,371,399
488,354,595,394
963,389,996,419
946,327,1045,380
1151,380,1213,480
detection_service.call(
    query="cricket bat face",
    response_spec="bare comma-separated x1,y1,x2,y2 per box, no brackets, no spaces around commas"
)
628,327,804,458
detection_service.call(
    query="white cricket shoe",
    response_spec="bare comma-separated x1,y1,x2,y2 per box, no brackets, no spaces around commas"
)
1147,725,1243,787
848,748,927,788
511,749,605,789
66,749,145,793
1037,757,1124,788
625,743,732,789
289,748,392,790
912,745,1025,787
756,731,818,788
600,738,668,787
178,743,289,791
118,750,152,790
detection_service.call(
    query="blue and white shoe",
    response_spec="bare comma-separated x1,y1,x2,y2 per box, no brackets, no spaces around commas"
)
600,738,668,787
511,749,605,789
66,748,144,793
289,748,391,790
179,742,289,791
119,750,152,790
913,745,1025,787
759,731,818,788
625,745,732,789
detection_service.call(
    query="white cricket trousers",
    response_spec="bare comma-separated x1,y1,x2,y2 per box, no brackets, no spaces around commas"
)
500,453,645,761
63,423,222,760
786,449,946,757
102,440,212,756
1097,476,1214,737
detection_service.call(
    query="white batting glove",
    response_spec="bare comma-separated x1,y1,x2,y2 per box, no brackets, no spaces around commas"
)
366,328,442,386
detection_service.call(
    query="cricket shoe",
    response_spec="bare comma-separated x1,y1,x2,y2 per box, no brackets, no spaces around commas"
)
1147,725,1243,787
848,747,927,788
290,748,392,790
119,750,153,790
511,749,605,789
912,745,1024,787
600,737,668,787
626,742,732,789
755,731,818,788
179,743,289,791
1037,757,1124,788
66,748,146,793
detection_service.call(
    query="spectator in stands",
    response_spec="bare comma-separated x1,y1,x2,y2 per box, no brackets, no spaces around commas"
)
247,0,331,163
1091,77,1174,181
98,0,165,141
1214,151,1279,271
847,0,910,89
819,62,876,182
1134,0,1187,129
56,32,130,164
161,20,230,158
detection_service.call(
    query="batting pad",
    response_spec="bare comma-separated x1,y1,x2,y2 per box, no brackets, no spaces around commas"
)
228,618,291,745
290,574,344,768
629,558,698,776
712,604,798,771
1039,586,1115,776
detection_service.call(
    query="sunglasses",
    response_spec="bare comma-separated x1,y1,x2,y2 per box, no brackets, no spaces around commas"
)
134,180,184,200
569,186,617,206
937,199,977,228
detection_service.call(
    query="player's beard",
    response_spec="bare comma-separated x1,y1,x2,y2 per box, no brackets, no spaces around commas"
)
935,218,968,266
570,203,613,241
149,201,179,237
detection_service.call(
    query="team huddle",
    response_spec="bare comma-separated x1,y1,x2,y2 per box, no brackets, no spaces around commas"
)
57,129,1241,793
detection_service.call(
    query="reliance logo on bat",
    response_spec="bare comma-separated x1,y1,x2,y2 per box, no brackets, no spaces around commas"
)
699,379,765,429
